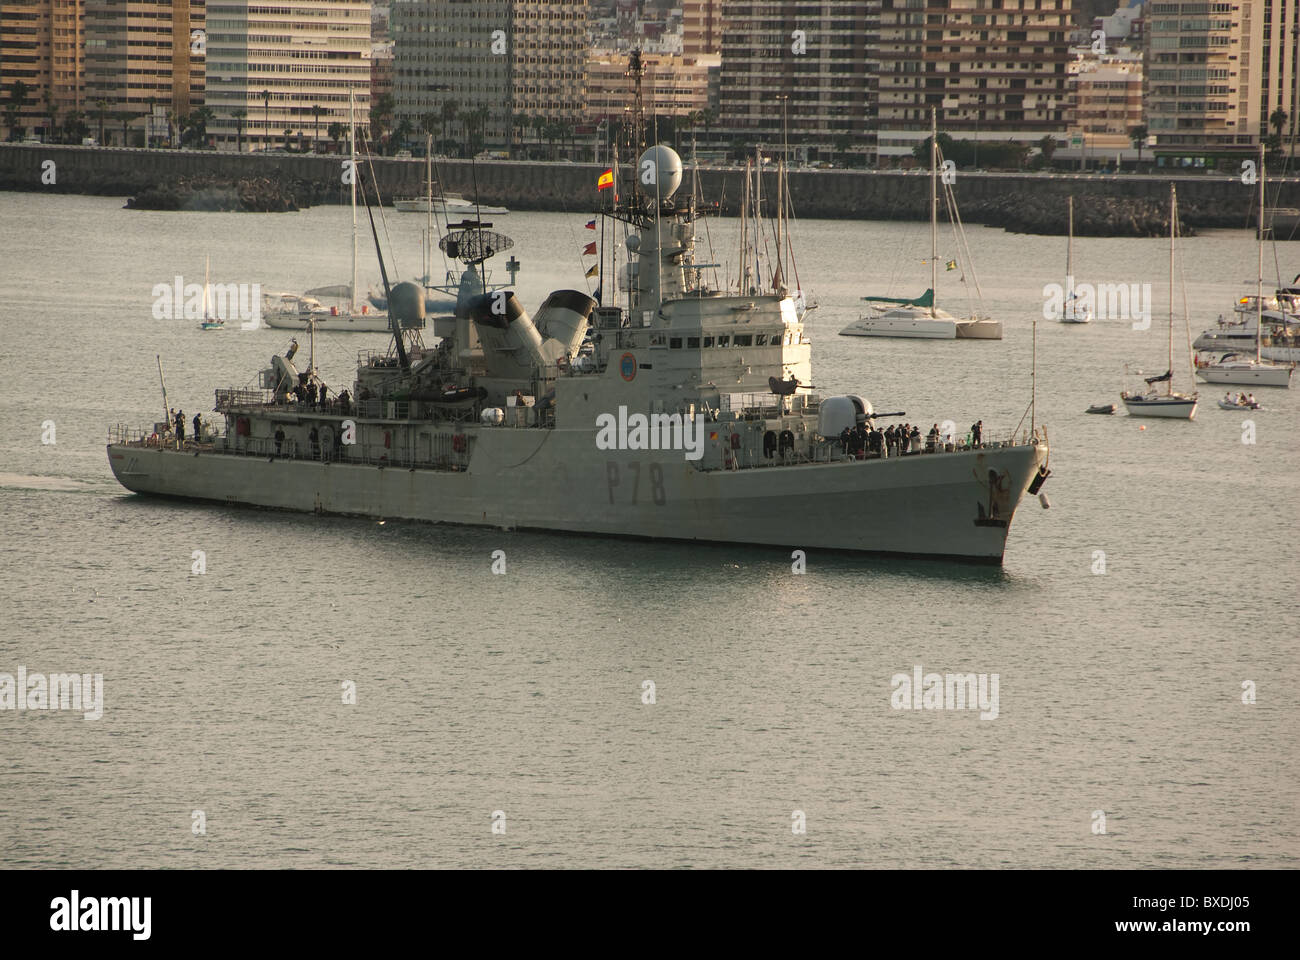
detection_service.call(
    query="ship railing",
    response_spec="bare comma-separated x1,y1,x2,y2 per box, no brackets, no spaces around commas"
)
215,387,275,411
215,433,472,471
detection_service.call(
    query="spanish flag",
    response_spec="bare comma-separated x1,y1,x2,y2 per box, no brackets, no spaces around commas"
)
597,169,614,191
583,241,597,256
585,264,598,278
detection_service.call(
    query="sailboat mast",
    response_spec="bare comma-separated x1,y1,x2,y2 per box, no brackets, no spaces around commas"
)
1168,185,1175,396
349,89,358,314
1067,196,1074,284
930,107,938,316
1257,144,1265,363
426,132,433,285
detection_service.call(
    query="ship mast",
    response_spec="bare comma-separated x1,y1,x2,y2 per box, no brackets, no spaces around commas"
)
349,89,358,314
930,107,938,318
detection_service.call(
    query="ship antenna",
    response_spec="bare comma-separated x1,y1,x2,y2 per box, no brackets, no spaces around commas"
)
357,165,409,372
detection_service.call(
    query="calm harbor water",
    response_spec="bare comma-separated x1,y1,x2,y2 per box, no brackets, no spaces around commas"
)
0,192,1295,868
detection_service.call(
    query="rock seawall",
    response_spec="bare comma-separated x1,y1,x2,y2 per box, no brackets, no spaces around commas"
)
0,144,1283,236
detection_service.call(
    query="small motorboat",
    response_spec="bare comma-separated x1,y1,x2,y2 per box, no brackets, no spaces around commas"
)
1217,397,1262,410
199,319,225,331
1085,403,1116,415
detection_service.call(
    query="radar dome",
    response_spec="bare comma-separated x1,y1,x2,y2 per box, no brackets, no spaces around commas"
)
637,145,683,199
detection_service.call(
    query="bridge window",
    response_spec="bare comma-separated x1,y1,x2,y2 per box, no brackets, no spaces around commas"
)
687,337,700,348
756,333,768,345
734,334,753,346
703,336,715,347
718,335,730,346
669,337,682,348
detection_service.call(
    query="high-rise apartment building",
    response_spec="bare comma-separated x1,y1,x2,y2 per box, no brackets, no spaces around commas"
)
204,0,371,152
1067,53,1144,153
681,0,722,56
511,1,589,123
0,0,86,138
1145,0,1262,159
393,0,589,153
391,0,512,147
83,0,204,145
873,0,1073,160
717,0,873,162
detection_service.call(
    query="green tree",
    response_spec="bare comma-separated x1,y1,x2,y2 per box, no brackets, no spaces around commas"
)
4,80,29,141
1269,109,1287,137
327,120,344,153
261,89,272,149
1038,134,1058,165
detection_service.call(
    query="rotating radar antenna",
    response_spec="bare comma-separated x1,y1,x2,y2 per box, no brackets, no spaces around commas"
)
439,229,514,266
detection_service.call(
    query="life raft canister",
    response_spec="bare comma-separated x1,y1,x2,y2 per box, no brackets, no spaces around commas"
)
384,431,391,449
452,434,467,453
730,432,741,450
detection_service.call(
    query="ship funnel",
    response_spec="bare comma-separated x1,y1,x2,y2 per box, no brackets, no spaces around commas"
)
533,290,596,358
388,280,426,329
637,145,682,200
468,291,546,378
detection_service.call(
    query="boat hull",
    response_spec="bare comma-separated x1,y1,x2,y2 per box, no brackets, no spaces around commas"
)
955,319,1003,339
1121,397,1198,419
840,319,957,339
106,438,1047,564
1195,364,1292,387
263,314,394,333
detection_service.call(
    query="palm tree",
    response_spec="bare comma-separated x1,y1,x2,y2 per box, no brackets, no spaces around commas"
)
370,92,395,149
395,117,413,152
327,121,344,154
94,99,108,144
1269,109,1287,138
231,108,247,152
440,99,459,153
42,89,54,141
261,89,271,149
1129,124,1148,164
311,103,322,152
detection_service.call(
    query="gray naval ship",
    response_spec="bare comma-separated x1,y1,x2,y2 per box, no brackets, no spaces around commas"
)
108,144,1051,564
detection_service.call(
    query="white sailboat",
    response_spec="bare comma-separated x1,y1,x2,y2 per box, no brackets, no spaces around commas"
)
841,108,1001,340
1121,185,1198,419
1060,196,1092,324
266,92,393,333
197,255,224,330
1195,148,1294,388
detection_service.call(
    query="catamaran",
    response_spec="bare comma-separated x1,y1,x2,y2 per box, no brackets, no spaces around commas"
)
841,108,1001,340
1121,185,1199,419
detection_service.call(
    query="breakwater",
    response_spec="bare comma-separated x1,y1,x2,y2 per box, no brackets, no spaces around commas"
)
1,143,1288,236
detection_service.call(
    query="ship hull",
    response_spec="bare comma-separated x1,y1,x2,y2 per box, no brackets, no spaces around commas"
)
107,439,1046,563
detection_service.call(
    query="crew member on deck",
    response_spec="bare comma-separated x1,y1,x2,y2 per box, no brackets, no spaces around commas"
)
193,412,201,442
175,409,185,446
